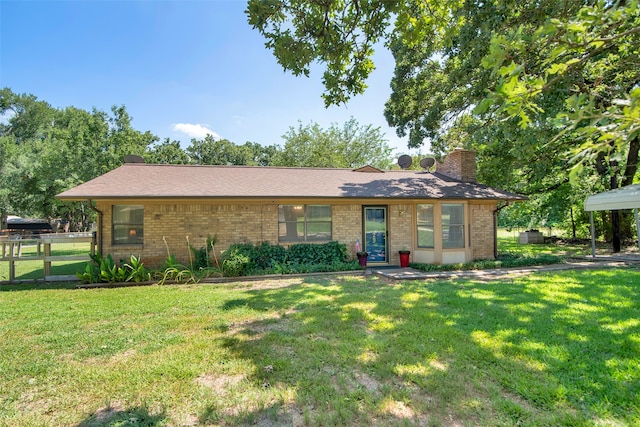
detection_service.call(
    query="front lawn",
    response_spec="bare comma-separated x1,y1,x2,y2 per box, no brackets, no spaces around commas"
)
1,268,639,426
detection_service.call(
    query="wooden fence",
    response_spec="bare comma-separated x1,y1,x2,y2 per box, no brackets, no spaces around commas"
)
0,233,96,283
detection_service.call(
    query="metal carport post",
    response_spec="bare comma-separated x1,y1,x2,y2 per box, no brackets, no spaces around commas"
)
584,184,640,257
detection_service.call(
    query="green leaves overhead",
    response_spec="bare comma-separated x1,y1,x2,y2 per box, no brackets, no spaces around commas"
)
246,0,398,106
481,1,640,166
248,0,640,242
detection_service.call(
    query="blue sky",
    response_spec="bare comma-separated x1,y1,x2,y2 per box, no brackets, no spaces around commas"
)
1,0,420,156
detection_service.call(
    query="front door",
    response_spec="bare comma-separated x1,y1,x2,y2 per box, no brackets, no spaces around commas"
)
363,206,388,263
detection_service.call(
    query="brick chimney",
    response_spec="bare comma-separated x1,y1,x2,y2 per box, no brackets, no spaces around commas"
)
435,149,477,183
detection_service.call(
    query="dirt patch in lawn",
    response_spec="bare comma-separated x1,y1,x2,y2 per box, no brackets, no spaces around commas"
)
195,373,246,396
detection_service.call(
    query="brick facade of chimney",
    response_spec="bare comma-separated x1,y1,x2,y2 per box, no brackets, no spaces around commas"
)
435,149,477,183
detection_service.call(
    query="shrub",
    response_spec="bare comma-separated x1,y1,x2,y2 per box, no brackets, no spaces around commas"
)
220,241,351,276
287,241,348,265
189,234,218,270
221,246,251,277
123,255,151,282
410,253,563,273
77,253,151,284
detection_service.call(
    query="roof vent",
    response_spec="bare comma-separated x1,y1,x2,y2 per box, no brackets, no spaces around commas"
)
124,155,145,164
353,165,384,173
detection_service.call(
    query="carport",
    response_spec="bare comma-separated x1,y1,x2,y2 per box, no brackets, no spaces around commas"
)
584,184,640,256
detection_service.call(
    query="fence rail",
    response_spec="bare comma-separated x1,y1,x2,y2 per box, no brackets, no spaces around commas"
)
0,233,96,283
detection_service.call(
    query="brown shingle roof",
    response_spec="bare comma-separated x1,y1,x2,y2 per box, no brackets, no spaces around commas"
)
56,164,525,201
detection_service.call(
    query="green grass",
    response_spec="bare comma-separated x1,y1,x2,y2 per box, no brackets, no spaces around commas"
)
0,241,92,281
1,268,639,426
498,237,590,258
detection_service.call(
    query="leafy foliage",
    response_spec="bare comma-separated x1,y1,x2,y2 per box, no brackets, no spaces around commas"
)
76,252,151,284
0,89,155,229
221,241,355,276
246,0,640,245
286,240,348,266
221,246,252,277
273,118,392,169
411,253,563,273
188,234,218,270
186,135,278,166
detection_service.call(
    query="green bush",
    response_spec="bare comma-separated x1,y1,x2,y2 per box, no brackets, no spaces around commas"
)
287,241,347,265
410,253,563,273
189,234,218,270
221,241,352,276
221,247,251,277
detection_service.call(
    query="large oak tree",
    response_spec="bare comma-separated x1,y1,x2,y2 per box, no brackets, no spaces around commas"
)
247,0,640,249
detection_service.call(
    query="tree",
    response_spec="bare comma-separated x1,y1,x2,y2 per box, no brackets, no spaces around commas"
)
145,138,191,164
186,135,279,166
236,141,279,166
273,117,392,169
0,88,158,230
247,0,640,249
0,135,20,229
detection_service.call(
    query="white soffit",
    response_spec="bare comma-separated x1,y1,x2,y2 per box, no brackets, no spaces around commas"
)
584,184,640,211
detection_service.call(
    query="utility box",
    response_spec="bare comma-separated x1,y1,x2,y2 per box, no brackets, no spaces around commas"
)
519,230,544,244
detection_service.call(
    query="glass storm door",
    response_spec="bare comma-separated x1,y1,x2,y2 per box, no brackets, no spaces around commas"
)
364,206,388,263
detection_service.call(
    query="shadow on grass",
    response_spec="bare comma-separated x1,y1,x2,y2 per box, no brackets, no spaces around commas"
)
76,405,166,427
0,281,79,291
204,269,640,426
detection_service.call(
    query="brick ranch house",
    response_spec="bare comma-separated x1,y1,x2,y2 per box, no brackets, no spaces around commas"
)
56,149,524,267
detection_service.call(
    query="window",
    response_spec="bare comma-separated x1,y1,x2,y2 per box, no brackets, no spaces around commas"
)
417,204,434,248
112,205,144,245
442,204,464,248
278,205,331,242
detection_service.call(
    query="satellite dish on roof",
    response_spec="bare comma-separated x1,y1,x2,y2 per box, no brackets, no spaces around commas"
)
124,155,145,164
420,157,435,170
397,154,412,169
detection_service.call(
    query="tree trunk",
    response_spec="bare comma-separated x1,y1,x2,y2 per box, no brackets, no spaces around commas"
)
570,207,576,239
611,210,621,253
621,136,639,187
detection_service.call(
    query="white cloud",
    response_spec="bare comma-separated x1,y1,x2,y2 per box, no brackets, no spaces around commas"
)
173,123,221,139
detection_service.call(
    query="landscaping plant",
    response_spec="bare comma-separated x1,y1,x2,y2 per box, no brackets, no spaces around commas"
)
76,253,151,284
220,240,358,276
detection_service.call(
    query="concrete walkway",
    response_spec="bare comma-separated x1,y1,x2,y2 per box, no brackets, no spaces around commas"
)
369,255,640,282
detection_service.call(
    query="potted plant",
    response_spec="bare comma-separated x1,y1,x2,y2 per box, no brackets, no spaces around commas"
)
399,249,411,268
357,251,368,267
354,239,368,267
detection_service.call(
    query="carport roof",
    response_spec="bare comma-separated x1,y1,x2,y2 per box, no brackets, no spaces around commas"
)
584,184,640,211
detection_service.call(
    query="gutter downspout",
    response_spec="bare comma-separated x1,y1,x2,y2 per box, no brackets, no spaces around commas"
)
494,202,510,259
88,200,103,255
